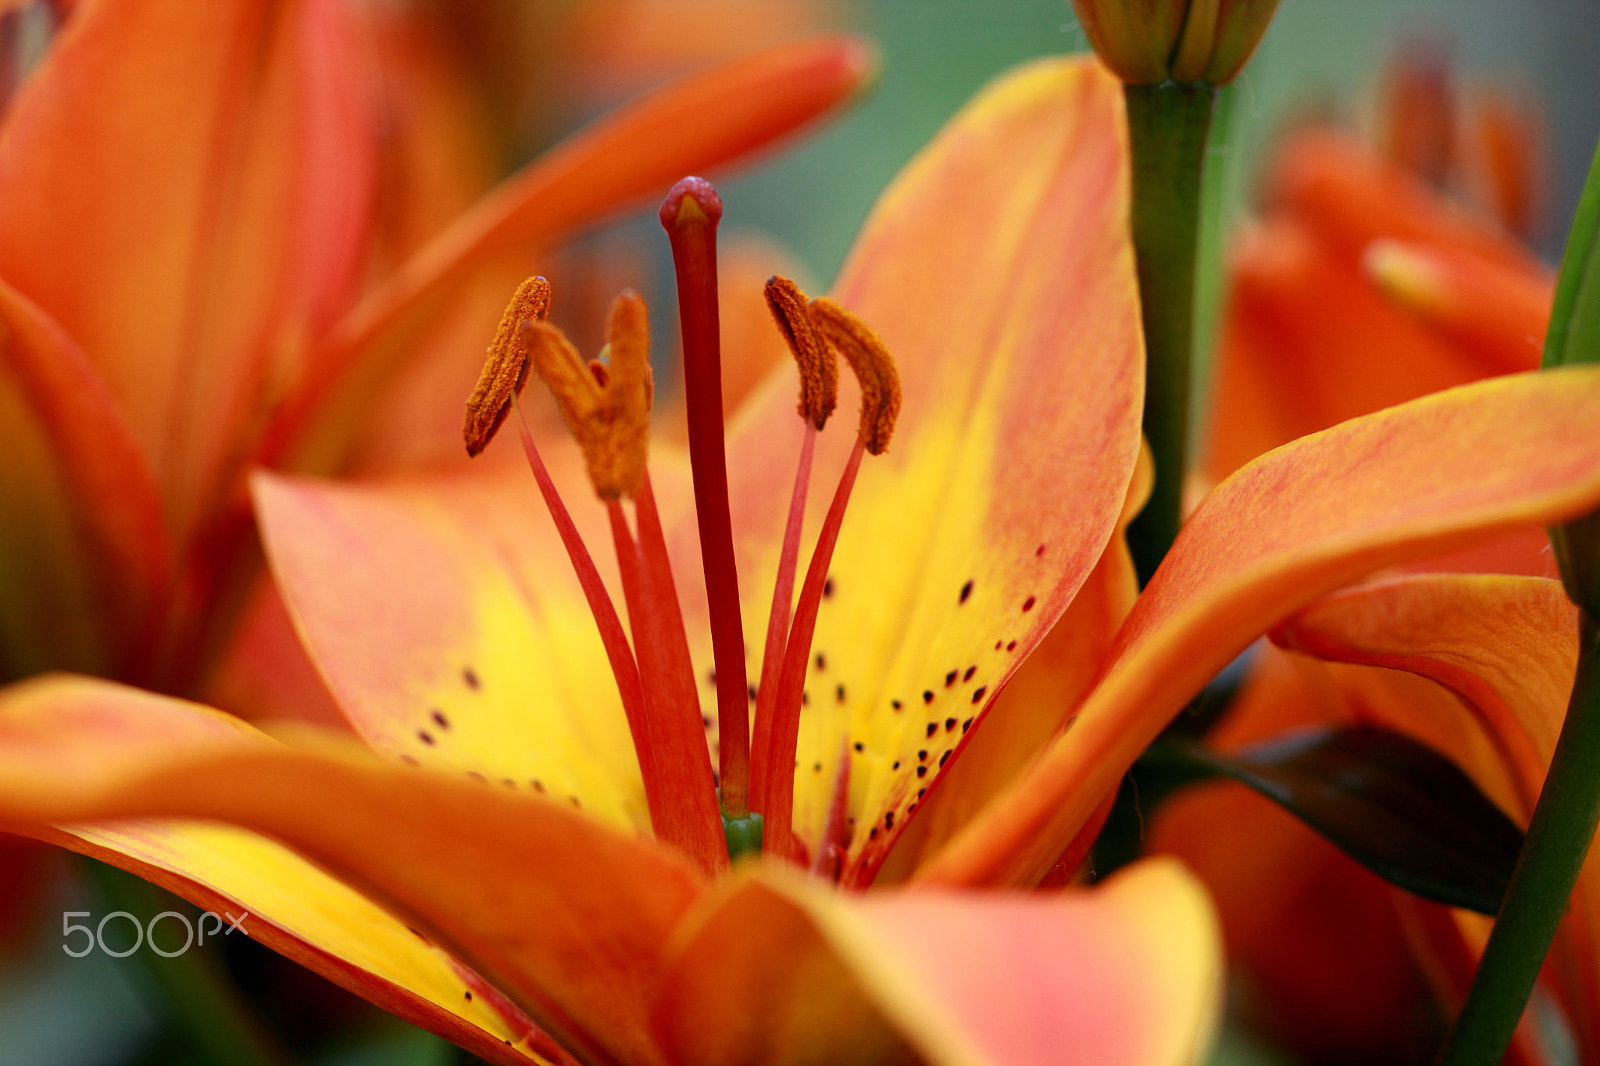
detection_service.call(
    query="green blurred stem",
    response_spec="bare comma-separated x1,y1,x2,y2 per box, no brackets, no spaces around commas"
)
1122,82,1216,586
1438,614,1600,1066
83,861,287,1066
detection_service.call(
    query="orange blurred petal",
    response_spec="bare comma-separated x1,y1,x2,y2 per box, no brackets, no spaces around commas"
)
201,576,347,728
923,366,1600,886
567,0,836,100
270,34,876,473
1151,644,1445,1061
313,3,510,474
0,278,170,678
656,859,1220,1066
1268,129,1541,274
1378,40,1456,188
651,870,919,1065
1154,782,1435,1061
1204,215,1528,479
0,0,378,534
1462,86,1547,243
0,674,706,1066
1364,237,1551,376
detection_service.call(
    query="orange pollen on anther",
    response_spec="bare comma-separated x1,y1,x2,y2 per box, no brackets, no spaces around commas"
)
747,290,903,863
463,275,551,457
807,296,902,454
522,291,653,500
764,274,838,429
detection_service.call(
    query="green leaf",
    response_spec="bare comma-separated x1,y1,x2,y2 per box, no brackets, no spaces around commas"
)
1141,726,1523,915
1543,136,1600,619
1542,139,1600,374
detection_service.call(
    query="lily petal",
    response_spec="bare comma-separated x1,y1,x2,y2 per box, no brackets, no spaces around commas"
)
1275,574,1579,812
273,4,507,475
0,0,378,534
0,675,569,1065
714,55,1142,884
1363,238,1551,376
1269,129,1542,275
653,859,1220,1066
253,461,648,832
878,445,1151,881
922,366,1600,886
1205,216,1537,479
0,674,707,1066
0,279,170,679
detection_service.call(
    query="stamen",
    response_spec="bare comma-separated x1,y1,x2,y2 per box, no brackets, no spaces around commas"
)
660,176,752,818
489,284,721,873
463,276,550,456
748,275,834,800
747,422,817,796
807,297,902,454
508,400,655,795
751,305,901,864
764,275,838,428
604,482,727,875
809,738,854,881
755,435,867,862
522,292,652,499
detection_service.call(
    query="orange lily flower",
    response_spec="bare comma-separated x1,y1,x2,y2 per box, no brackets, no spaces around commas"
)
5,50,1600,1065
1160,574,1596,1065
0,0,869,696
0,56,1224,1065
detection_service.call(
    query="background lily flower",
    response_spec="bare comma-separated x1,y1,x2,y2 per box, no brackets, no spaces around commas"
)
1151,50,1579,1059
1205,47,1555,491
0,0,870,700
1158,575,1596,1065
0,55,1227,1066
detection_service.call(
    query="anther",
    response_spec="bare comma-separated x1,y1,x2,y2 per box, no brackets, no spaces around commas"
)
764,275,837,429
522,291,652,499
806,297,902,454
463,276,551,456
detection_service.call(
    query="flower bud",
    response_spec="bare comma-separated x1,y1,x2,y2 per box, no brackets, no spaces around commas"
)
1071,0,1281,86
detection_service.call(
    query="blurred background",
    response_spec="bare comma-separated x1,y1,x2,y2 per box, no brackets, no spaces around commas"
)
2,0,1598,1063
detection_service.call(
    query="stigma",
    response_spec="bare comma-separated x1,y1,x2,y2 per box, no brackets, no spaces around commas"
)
462,177,900,875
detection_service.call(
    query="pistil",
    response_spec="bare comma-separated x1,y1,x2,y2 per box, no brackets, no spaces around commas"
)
660,177,753,818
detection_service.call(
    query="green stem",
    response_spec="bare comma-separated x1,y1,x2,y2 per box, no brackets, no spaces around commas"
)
1121,81,1216,586
83,860,287,1066
1438,614,1600,1066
